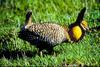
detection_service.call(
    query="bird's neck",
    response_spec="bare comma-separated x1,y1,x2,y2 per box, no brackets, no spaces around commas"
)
63,27,71,42
68,26,83,42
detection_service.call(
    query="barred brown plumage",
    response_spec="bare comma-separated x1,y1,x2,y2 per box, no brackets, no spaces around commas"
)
28,23,68,45
18,23,69,53
18,7,89,53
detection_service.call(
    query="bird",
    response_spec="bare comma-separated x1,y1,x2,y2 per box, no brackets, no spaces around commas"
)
18,7,89,53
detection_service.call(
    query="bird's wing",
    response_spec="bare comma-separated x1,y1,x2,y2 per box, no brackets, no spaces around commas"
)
27,23,66,45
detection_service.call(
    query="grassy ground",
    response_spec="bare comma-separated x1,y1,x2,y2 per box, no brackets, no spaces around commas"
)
0,0,100,66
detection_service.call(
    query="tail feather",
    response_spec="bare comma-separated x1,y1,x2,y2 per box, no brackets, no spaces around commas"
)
76,7,86,23
25,10,32,23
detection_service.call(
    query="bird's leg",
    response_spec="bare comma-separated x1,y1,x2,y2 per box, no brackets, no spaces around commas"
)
47,46,59,56
37,48,47,56
39,50,43,56
47,46,54,55
37,48,44,56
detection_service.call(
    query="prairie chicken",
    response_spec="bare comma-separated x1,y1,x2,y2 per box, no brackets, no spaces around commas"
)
18,7,89,53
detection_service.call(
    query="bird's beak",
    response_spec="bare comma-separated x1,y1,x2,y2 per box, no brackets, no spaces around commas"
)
86,26,89,31
85,26,91,33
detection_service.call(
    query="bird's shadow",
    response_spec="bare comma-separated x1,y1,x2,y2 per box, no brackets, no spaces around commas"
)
91,26,100,31
0,49,38,59
90,26,100,33
0,48,60,59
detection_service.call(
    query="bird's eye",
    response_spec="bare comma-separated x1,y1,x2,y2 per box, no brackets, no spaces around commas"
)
81,21,88,27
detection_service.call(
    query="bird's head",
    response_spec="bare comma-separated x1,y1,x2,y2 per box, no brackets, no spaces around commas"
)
80,20,89,31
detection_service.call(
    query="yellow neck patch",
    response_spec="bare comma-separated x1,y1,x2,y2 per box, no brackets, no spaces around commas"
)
71,26,82,41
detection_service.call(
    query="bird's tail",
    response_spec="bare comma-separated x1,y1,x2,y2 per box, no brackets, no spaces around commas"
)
25,10,33,29
25,10,32,24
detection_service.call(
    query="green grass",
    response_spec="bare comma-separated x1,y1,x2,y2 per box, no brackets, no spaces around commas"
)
0,0,100,66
